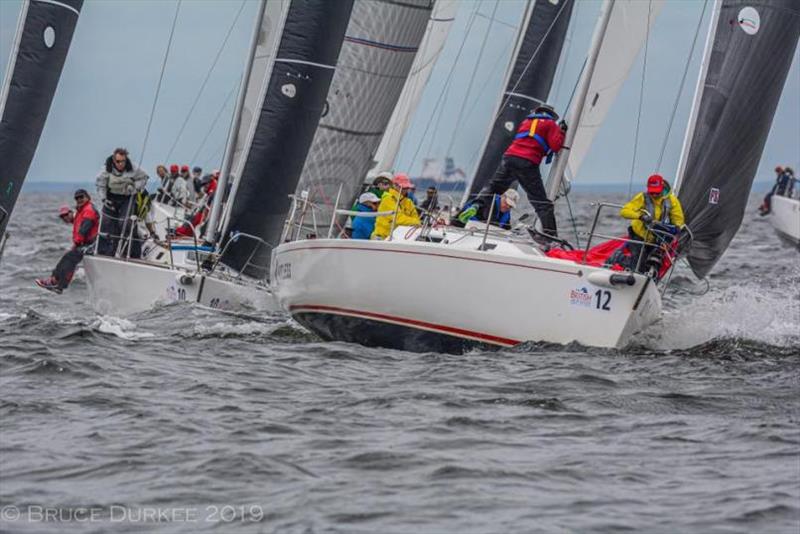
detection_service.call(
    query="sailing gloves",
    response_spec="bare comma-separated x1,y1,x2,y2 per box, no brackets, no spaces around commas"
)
640,213,653,225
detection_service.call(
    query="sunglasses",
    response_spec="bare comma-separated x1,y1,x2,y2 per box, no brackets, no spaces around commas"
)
74,195,86,201
113,159,126,165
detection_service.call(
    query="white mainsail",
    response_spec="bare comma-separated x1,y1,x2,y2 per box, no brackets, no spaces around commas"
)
371,0,458,174
548,0,664,195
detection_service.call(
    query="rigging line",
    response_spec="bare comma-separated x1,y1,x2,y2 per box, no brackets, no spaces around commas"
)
190,82,238,164
552,0,577,102
465,38,515,118
627,0,653,197
656,0,709,171
563,189,581,248
165,0,248,163
139,0,182,167
445,0,500,158
406,2,480,172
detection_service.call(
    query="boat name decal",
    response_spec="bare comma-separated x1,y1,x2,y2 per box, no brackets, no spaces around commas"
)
569,287,592,308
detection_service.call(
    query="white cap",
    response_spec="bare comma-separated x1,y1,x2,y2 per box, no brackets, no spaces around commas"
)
359,192,381,204
502,189,520,208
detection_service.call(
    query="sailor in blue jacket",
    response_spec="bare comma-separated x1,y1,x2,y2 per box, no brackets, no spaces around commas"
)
352,192,381,239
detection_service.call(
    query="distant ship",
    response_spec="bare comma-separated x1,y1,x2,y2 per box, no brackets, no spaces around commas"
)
412,157,467,193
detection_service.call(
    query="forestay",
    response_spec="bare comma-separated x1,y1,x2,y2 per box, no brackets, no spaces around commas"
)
467,0,575,199
218,0,354,277
676,0,800,279
0,0,83,249
294,0,433,232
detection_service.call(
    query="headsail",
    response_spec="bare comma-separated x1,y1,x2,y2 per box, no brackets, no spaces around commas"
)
676,0,800,279
218,0,355,277
466,0,575,199
0,0,83,252
294,0,433,231
546,0,665,199
371,0,457,174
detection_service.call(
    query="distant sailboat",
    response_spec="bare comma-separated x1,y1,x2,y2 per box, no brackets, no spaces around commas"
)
83,0,354,315
0,0,83,260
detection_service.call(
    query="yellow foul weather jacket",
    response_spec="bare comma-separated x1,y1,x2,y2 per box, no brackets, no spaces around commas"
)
620,192,685,241
372,188,421,239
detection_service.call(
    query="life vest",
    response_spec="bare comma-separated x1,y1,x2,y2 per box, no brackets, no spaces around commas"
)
644,193,672,223
492,195,511,227
514,113,556,164
72,202,99,246
135,191,151,219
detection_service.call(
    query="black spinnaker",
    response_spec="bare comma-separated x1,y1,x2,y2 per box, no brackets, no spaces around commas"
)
219,0,354,277
466,0,574,198
676,0,800,278
0,0,83,257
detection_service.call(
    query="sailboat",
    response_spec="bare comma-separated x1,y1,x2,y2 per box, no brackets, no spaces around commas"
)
270,0,799,353
82,0,354,316
0,0,83,261
768,193,800,247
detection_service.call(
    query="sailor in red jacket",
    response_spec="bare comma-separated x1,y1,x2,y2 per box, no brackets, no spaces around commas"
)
463,104,566,238
35,189,99,294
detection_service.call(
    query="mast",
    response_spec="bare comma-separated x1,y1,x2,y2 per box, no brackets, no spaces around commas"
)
204,0,268,246
545,0,615,201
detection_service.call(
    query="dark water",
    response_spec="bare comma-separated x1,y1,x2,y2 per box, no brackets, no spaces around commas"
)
1,192,798,533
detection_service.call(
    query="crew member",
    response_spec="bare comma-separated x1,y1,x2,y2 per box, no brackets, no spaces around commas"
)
459,189,519,230
460,104,566,237
95,147,149,256
619,174,685,272
35,189,99,293
352,192,381,239
759,165,793,215
372,174,421,239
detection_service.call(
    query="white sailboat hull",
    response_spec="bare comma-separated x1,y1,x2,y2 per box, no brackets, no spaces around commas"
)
272,232,662,353
83,255,279,317
770,195,800,246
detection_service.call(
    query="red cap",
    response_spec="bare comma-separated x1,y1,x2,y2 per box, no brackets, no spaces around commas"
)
181,165,190,173
58,205,71,217
170,164,179,173
647,174,665,195
775,165,784,173
393,172,414,189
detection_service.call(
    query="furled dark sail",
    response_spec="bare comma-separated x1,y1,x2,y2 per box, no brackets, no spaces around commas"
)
466,0,574,198
676,0,800,279
0,0,83,251
220,0,354,277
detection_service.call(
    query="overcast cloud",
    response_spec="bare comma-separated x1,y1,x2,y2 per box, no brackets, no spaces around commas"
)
1,0,797,185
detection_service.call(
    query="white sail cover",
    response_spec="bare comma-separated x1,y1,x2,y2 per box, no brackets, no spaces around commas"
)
563,0,664,182
294,0,433,228
371,0,457,173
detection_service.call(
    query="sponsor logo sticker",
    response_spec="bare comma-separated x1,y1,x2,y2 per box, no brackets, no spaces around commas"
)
709,187,720,204
570,286,592,307
737,7,760,35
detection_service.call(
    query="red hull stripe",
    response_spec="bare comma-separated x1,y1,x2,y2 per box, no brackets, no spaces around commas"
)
282,244,579,277
290,304,520,347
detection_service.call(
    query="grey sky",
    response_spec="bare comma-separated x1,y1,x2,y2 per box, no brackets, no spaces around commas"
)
1,0,798,185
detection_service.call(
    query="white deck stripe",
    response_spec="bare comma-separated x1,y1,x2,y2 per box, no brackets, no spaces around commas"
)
33,0,80,16
275,58,335,70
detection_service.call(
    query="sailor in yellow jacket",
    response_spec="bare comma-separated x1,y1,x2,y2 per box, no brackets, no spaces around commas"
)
620,174,685,242
371,173,421,239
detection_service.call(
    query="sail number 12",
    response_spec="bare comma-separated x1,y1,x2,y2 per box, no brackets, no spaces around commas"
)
594,289,611,311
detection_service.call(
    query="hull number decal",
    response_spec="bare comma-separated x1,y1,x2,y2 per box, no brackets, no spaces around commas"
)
594,289,612,311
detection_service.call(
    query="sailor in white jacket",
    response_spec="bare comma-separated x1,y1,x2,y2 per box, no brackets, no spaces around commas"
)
95,147,149,256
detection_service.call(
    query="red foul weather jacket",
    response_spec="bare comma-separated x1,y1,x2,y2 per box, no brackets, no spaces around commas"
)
72,202,99,247
504,114,565,165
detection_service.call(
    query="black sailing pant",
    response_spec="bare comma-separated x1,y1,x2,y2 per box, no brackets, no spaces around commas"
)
97,193,134,257
52,247,85,290
476,155,557,237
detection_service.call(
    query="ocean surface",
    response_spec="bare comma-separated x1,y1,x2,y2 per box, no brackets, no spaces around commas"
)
1,191,798,533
